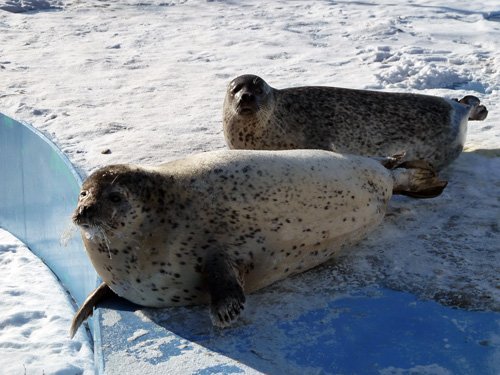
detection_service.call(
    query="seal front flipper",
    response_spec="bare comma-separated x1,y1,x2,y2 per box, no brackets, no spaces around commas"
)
70,282,116,338
204,250,246,328
390,160,448,198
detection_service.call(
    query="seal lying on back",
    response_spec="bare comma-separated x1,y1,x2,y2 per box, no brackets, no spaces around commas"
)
70,149,446,337
223,74,488,170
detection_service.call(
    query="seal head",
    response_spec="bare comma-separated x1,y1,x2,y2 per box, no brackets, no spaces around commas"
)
225,74,274,117
73,165,156,236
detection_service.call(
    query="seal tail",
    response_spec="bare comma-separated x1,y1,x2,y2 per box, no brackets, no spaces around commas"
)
390,160,448,198
453,95,488,121
69,282,114,339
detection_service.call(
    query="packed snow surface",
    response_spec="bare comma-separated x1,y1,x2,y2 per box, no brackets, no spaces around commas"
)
0,229,94,374
0,0,499,373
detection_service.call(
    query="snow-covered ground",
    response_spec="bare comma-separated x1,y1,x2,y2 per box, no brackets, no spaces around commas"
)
0,0,499,373
0,229,94,374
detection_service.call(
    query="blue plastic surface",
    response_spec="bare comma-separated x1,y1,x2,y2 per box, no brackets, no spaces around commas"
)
0,113,98,325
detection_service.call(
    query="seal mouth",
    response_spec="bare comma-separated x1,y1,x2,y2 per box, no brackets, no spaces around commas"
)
236,103,258,115
72,209,95,229
72,215,91,229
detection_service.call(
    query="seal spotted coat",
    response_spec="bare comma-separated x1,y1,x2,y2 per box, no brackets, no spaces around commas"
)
70,149,446,337
223,74,488,170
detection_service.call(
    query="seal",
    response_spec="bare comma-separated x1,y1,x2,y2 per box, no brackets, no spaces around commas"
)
70,149,446,337
223,74,488,170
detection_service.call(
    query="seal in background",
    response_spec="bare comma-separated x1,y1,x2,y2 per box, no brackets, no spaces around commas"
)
223,74,488,170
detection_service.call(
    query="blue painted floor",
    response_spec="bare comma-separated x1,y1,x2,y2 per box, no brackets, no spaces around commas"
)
95,285,499,374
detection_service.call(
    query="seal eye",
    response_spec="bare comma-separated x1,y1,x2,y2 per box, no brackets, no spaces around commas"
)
232,84,243,95
108,192,122,203
80,191,88,199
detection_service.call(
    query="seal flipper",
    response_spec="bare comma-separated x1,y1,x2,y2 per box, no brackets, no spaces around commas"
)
453,95,488,121
70,282,115,339
204,250,246,328
390,160,448,198
373,151,406,169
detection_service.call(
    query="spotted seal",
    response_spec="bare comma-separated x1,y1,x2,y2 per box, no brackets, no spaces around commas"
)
223,74,488,170
70,149,446,337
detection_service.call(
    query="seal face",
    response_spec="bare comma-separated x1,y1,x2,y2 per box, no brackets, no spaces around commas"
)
72,149,446,332
223,74,488,170
226,74,274,117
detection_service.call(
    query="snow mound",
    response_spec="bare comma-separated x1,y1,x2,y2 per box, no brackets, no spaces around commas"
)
376,59,471,90
359,46,490,92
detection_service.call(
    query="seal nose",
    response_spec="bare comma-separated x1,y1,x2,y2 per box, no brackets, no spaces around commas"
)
72,204,94,225
240,92,255,103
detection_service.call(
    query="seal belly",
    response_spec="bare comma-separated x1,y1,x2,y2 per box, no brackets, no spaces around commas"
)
187,150,393,292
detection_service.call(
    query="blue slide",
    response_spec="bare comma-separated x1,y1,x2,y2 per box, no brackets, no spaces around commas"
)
1,113,498,374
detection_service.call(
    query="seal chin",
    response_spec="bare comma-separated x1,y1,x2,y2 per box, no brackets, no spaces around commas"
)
72,217,93,231
80,225,104,241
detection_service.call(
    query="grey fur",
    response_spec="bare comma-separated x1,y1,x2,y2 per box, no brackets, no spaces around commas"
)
223,74,488,170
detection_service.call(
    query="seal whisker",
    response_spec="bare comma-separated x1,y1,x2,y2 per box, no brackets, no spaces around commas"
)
99,222,126,241
60,222,78,247
110,175,120,186
94,225,113,259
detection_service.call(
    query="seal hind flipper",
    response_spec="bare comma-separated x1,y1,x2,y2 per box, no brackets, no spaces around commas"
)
454,95,488,121
204,251,246,328
391,160,448,199
70,282,115,338
468,104,488,121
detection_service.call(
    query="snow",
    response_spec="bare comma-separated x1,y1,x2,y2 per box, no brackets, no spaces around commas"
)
0,229,94,374
0,0,499,373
